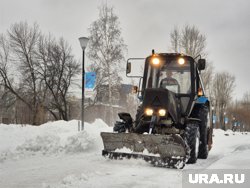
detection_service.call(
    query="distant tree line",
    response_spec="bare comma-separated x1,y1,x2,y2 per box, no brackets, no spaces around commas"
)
169,25,250,131
226,92,250,131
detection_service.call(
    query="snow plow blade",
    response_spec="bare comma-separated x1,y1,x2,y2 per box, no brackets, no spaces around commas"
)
101,132,188,169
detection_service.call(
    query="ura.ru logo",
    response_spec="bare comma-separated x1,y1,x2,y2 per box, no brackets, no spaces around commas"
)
189,173,245,184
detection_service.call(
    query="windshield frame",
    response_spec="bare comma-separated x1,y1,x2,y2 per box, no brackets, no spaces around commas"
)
145,57,192,95
141,54,196,116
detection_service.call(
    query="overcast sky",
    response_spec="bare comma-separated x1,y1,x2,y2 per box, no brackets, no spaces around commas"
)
0,0,250,99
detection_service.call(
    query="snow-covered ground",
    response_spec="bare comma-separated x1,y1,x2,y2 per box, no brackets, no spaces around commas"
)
0,120,250,188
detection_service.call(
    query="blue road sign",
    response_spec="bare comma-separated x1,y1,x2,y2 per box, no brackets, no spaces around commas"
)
224,117,229,124
85,72,96,89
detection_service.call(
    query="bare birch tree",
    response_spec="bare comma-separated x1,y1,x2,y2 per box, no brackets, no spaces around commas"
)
87,3,127,125
170,25,207,57
169,25,213,94
180,25,206,57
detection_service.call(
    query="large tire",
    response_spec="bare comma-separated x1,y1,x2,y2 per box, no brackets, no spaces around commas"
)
197,105,209,159
135,104,143,123
186,122,200,164
133,105,144,133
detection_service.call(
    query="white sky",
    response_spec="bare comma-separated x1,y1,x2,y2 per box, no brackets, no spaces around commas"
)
0,0,250,99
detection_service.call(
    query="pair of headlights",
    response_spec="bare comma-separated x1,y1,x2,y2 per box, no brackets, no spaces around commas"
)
151,57,185,66
144,108,167,116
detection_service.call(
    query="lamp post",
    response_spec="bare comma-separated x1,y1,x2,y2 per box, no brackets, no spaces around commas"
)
232,116,236,131
223,111,226,131
211,106,215,128
79,37,89,131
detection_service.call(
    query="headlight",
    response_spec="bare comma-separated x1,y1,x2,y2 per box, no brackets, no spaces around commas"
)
178,58,185,65
145,108,153,116
152,57,160,65
158,109,166,116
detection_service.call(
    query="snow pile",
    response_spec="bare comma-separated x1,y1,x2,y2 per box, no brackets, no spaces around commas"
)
64,131,93,153
1,121,250,188
0,119,110,162
14,131,93,155
16,134,62,154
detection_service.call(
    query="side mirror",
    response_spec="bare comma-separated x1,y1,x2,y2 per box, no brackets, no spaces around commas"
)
198,59,206,71
126,62,131,74
132,86,138,94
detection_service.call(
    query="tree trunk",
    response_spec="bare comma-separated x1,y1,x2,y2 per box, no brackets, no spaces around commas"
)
108,70,113,126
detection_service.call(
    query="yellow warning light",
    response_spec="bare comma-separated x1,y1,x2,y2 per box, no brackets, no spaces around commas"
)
198,88,203,96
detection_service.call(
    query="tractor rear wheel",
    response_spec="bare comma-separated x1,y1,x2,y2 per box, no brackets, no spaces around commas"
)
186,122,200,164
197,105,209,159
191,105,209,159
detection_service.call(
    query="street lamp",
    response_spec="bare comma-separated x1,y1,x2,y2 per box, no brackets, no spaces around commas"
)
79,37,89,131
211,106,215,128
232,116,236,131
223,111,226,131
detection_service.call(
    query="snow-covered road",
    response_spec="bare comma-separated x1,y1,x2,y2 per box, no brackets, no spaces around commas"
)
0,120,249,188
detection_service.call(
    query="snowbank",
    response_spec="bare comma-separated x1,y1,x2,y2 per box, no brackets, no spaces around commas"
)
1,121,250,188
0,119,111,162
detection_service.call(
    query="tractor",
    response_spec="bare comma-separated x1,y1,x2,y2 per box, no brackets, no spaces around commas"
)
101,51,213,168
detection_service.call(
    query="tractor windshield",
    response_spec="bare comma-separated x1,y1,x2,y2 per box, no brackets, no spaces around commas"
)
146,58,191,94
